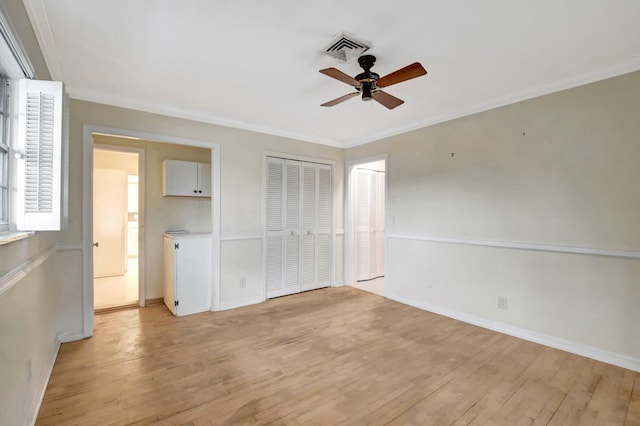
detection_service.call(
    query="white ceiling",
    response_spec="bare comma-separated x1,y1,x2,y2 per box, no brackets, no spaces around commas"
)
24,0,640,148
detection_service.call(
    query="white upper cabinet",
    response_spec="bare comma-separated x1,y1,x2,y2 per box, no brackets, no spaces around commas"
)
163,160,211,197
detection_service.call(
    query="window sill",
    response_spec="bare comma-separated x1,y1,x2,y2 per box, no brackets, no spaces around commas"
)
0,231,35,246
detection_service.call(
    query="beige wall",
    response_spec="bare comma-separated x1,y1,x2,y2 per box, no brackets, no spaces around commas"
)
93,134,213,299
346,70,640,362
71,101,345,308
0,1,73,424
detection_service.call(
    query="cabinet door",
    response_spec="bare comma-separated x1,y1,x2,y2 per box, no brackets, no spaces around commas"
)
197,163,212,197
163,236,176,315
175,237,211,316
163,160,198,196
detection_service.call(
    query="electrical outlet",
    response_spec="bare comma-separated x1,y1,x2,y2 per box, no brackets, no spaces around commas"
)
239,278,246,289
26,357,32,382
497,296,508,310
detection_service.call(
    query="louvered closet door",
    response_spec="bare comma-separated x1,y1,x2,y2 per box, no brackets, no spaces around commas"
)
283,160,302,296
301,163,317,290
315,164,331,288
266,157,332,298
266,158,285,298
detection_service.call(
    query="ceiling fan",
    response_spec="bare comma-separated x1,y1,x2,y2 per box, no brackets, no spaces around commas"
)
319,55,427,110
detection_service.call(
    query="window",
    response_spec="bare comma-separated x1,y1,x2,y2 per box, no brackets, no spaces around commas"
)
0,76,8,232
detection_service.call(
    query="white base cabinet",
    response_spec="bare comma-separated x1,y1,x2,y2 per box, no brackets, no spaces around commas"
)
163,233,212,316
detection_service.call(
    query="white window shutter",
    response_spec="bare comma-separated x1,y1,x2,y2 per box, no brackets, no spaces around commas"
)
16,79,64,231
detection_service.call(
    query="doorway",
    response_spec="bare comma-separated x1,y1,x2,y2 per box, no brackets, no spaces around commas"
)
347,158,386,296
93,146,142,311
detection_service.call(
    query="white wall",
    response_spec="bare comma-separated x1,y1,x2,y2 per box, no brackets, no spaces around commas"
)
346,70,640,369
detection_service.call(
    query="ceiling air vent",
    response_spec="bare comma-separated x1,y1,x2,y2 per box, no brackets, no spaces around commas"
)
323,33,370,63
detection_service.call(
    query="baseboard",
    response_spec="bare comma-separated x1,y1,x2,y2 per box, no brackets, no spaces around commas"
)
145,297,163,306
219,296,265,311
387,292,640,373
29,336,60,426
57,330,85,343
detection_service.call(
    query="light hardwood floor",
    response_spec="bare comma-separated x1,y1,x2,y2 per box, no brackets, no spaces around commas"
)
38,287,640,425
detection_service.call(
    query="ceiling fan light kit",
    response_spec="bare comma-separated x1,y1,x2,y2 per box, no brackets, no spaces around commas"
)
319,54,427,110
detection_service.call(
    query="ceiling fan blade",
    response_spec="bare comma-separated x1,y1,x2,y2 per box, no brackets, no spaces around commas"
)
321,92,359,107
319,68,360,87
376,62,427,88
371,90,404,109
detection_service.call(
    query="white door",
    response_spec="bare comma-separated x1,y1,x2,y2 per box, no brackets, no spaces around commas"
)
356,169,385,281
376,173,385,278
301,162,317,291
163,236,176,315
284,160,301,296
174,236,211,316
197,163,212,197
266,158,285,297
266,157,331,298
315,165,331,288
93,168,127,278
164,160,197,196
356,169,371,281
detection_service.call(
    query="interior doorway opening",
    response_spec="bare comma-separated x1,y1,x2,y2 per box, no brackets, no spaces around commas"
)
93,147,142,311
348,158,386,297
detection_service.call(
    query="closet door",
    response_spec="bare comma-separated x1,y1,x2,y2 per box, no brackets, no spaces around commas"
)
283,160,302,296
266,158,285,298
315,165,331,288
266,157,331,298
376,172,385,278
356,169,371,281
301,163,317,291
356,169,385,281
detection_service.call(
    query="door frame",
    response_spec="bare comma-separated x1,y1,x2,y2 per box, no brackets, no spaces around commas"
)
82,125,221,338
345,154,387,288
93,143,144,303
262,151,337,301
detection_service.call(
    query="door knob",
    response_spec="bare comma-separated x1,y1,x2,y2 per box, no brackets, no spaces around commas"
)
93,242,99,247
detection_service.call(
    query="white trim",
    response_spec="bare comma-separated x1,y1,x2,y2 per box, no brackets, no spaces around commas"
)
345,155,388,287
388,292,640,373
55,242,82,251
344,55,640,148
335,229,344,236
69,87,344,148
220,235,262,241
21,0,60,80
0,2,36,78
82,125,222,334
57,331,84,343
28,336,59,426
81,126,93,337
0,231,34,246
0,245,56,297
386,233,640,259
264,151,336,167
218,296,265,311
262,151,338,296
94,143,146,308
60,56,640,150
